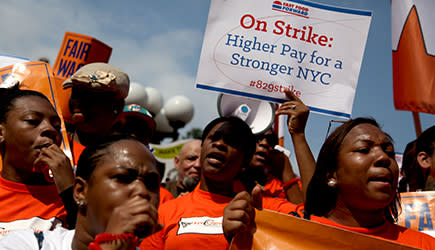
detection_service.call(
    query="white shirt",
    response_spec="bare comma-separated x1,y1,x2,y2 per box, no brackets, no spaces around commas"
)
0,228,141,250
0,227,74,250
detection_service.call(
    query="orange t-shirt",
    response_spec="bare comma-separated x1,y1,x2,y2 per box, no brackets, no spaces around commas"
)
0,176,67,238
72,140,86,166
311,216,435,250
263,178,302,199
140,186,297,250
264,178,286,198
159,186,174,206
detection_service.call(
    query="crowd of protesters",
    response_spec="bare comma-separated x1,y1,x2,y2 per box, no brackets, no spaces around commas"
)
0,62,434,249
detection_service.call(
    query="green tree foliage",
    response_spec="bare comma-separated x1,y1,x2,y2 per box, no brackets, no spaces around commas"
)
182,128,203,139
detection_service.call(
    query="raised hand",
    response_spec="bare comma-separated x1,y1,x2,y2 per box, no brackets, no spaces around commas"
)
275,89,315,201
223,185,263,243
275,89,309,135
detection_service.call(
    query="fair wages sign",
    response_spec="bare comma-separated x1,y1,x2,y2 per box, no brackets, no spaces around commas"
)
196,0,372,118
53,32,112,81
52,32,112,123
398,191,435,237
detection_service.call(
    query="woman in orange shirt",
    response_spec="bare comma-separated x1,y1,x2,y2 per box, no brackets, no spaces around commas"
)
304,117,435,249
0,86,74,235
223,117,435,249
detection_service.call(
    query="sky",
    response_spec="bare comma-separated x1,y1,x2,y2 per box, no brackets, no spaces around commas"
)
1,0,434,173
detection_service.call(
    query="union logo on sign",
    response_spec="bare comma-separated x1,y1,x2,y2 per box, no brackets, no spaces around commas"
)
271,0,309,18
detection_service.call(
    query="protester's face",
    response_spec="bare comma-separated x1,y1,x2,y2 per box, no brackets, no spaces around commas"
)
334,124,398,212
85,140,160,237
176,140,201,180
200,122,245,183
1,96,61,171
69,88,119,134
250,132,275,168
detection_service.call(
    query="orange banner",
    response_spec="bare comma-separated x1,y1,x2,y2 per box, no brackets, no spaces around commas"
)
392,3,435,114
230,209,420,250
52,32,112,122
0,61,72,168
398,191,435,237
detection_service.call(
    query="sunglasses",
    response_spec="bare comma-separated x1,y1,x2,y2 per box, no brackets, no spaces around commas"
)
255,133,278,147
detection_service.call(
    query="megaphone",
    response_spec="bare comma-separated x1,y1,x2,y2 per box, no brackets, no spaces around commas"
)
217,93,275,135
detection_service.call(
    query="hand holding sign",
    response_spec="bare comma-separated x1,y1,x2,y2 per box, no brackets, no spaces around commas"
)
276,89,315,199
276,89,309,135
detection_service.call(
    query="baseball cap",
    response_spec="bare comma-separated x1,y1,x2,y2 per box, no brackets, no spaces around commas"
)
62,62,130,99
121,104,156,135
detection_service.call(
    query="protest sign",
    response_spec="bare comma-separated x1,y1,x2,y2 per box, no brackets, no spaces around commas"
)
196,0,372,118
52,32,112,122
230,209,420,250
0,54,29,68
150,139,192,182
398,191,435,237
0,61,72,168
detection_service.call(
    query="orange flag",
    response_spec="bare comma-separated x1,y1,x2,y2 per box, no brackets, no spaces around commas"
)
392,1,435,114
52,32,112,122
230,209,420,250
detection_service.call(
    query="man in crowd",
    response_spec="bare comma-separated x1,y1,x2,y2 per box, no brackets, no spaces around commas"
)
164,139,201,197
242,129,304,204
62,62,129,165
111,103,156,146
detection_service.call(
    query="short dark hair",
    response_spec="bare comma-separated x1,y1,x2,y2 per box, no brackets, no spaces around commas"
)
416,126,435,157
398,140,421,192
305,117,400,222
76,134,147,181
255,129,278,147
0,85,51,123
413,126,435,190
202,116,256,165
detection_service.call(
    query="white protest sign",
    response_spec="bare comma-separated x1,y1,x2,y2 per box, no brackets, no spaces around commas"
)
196,0,372,118
0,53,29,69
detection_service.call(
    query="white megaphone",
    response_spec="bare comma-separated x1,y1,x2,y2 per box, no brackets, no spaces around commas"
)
217,93,275,135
